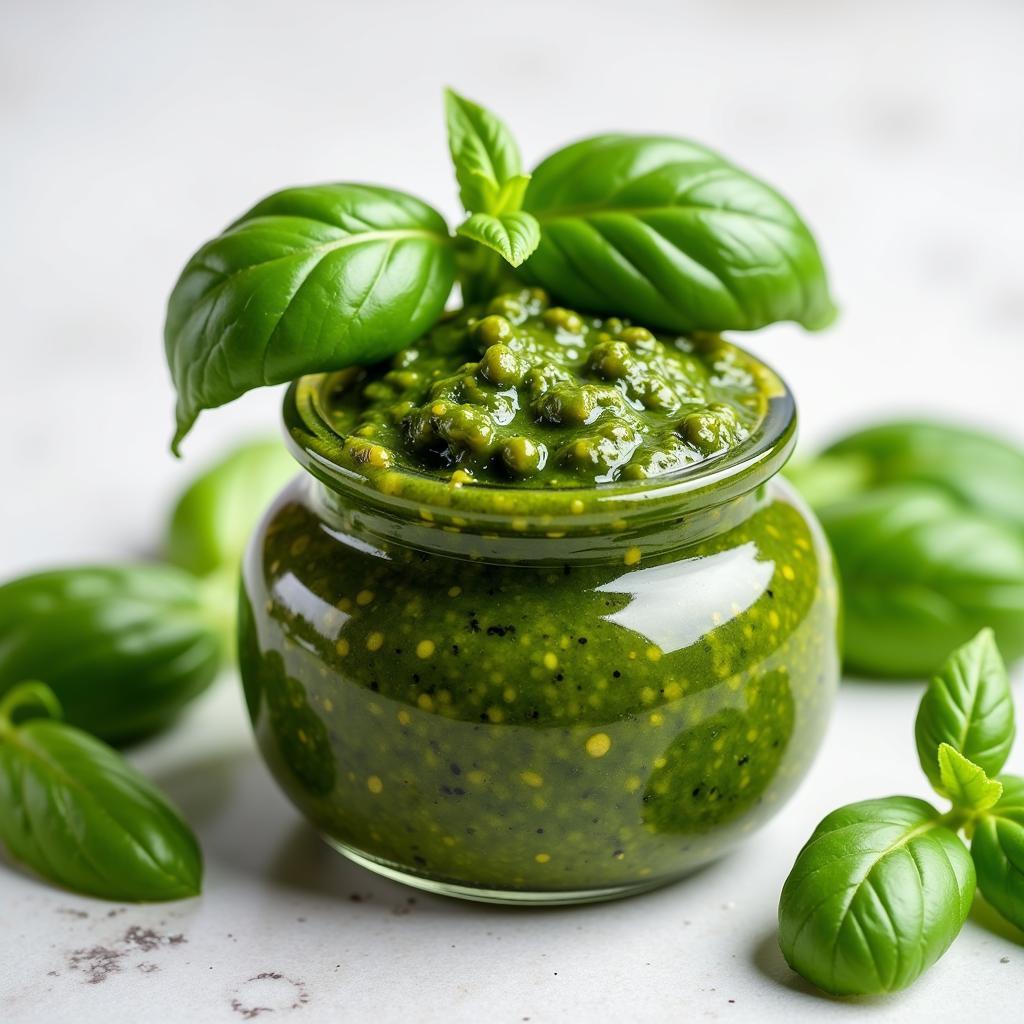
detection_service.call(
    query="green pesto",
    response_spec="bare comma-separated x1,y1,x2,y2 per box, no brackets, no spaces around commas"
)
324,289,767,489
239,477,838,899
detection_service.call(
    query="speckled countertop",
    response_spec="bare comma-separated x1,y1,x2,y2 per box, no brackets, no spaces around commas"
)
1,1,1022,1020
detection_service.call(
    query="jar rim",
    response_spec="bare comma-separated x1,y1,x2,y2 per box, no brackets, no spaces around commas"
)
281,339,797,538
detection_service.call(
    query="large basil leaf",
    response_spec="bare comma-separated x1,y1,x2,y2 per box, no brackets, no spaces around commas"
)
521,135,835,332
818,484,1024,677
972,774,1024,932
825,420,1024,533
165,184,455,451
0,684,201,901
914,629,1014,789
778,796,974,996
166,438,295,578
0,565,223,743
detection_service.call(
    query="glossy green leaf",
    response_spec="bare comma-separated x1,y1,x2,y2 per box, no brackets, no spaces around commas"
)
783,451,874,509
817,484,1024,677
0,565,222,743
972,774,1024,932
914,629,1014,789
166,438,295,578
444,89,524,215
456,211,540,268
825,420,1024,533
0,684,201,902
165,184,455,452
778,796,975,996
521,135,835,333
937,744,1003,811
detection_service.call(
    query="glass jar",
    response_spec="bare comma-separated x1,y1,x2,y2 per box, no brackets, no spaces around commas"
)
239,359,839,905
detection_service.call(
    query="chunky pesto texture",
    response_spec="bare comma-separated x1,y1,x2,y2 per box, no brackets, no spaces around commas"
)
325,289,765,487
239,479,838,898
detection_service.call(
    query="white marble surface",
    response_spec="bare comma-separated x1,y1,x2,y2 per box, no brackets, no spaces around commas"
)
1,0,1023,1020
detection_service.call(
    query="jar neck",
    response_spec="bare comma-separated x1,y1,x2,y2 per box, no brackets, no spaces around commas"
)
282,346,798,565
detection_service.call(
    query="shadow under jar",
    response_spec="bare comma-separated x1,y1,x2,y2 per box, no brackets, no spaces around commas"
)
239,361,839,905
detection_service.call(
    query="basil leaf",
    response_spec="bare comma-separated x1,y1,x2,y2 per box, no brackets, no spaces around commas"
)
0,565,222,743
914,629,1014,789
937,744,1003,812
444,89,524,215
0,685,201,902
972,774,1024,932
521,135,835,333
166,438,295,578
818,484,1024,677
778,796,975,996
456,211,541,268
165,184,455,452
783,451,874,509
825,420,1024,533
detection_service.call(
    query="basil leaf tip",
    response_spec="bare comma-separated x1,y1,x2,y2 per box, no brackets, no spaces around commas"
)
936,744,1004,812
0,682,202,902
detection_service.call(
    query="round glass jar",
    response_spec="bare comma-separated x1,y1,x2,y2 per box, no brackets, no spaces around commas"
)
238,358,839,905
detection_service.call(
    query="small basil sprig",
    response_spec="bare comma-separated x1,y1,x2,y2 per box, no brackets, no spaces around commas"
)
0,682,202,901
166,438,295,579
779,630,1024,997
0,565,223,744
167,90,833,450
787,421,1024,677
444,88,540,272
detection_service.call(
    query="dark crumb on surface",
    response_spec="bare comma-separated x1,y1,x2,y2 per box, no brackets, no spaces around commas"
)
1001,956,1011,964
65,925,189,984
57,908,89,919
230,972,310,1018
137,963,159,974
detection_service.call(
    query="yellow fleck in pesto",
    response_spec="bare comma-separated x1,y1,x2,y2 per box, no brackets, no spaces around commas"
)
448,586,461,597
416,639,436,659
335,638,350,656
535,853,551,864
397,709,412,726
366,631,384,651
585,733,612,758
356,589,375,606
367,775,383,794
520,770,544,788
624,547,642,566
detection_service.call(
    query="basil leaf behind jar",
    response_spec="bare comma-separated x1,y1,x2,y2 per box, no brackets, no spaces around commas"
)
166,438,295,579
520,135,835,333
0,684,201,901
825,420,1024,533
0,566,223,744
778,796,975,996
818,484,1024,677
165,184,456,452
915,628,1015,790
972,774,1024,932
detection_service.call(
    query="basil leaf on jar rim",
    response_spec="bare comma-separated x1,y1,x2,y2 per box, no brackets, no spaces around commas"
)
166,438,295,579
778,796,975,996
0,683,202,902
165,183,456,452
915,628,1014,789
971,774,1024,933
520,134,835,333
0,564,223,744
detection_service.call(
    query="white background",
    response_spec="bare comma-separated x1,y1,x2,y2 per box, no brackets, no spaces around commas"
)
1,0,1022,1020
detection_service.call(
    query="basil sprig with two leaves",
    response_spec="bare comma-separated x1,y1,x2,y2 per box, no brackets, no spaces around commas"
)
779,629,1024,997
0,682,202,902
165,89,833,450
786,420,1024,677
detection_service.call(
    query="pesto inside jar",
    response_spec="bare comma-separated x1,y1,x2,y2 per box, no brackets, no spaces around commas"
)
324,289,768,488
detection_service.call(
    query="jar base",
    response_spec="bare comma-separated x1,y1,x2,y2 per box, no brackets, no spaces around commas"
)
322,836,673,906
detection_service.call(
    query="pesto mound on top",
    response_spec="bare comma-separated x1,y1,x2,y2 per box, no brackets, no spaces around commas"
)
324,289,768,488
